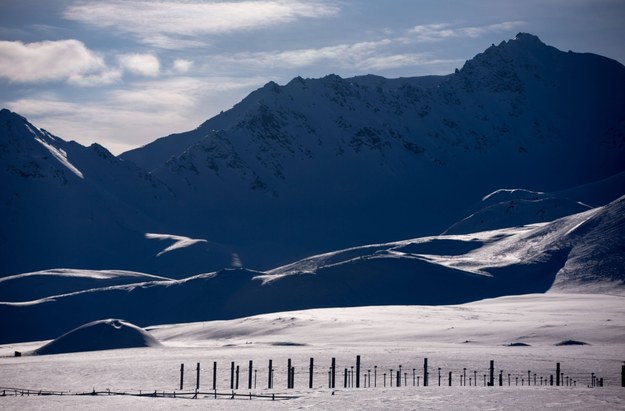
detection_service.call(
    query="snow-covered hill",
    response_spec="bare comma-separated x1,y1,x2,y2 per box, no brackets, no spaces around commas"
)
35,319,160,355
1,195,622,344
2,33,625,277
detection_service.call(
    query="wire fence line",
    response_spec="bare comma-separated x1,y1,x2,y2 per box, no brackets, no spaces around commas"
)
2,356,621,402
0,386,297,401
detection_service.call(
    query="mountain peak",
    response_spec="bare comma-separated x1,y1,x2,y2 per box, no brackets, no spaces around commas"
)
513,32,544,45
0,108,27,125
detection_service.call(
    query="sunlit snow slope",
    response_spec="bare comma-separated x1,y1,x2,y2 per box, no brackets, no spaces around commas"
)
1,195,622,344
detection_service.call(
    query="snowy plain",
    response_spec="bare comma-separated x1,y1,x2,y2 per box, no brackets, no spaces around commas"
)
1,293,624,410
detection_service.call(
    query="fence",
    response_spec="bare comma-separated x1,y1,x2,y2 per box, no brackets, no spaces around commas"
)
3,357,622,402
0,387,296,401
175,356,620,391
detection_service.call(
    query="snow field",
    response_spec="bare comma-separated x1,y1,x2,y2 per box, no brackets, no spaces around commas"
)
1,293,624,409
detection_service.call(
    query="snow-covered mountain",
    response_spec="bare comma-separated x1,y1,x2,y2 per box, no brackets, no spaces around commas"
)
2,194,622,344
2,33,625,277
121,33,625,266
0,109,241,276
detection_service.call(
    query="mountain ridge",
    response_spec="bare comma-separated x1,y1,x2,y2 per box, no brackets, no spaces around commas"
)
2,33,625,276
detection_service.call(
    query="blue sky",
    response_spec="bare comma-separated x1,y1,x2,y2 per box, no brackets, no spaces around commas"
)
1,0,624,154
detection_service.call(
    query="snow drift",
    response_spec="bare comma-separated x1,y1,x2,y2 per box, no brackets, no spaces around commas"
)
34,319,161,355
0,269,171,302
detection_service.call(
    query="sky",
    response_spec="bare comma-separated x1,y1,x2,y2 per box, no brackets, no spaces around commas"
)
1,0,624,155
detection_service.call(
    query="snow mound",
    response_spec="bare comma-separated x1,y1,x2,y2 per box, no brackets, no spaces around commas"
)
555,339,588,346
35,319,161,355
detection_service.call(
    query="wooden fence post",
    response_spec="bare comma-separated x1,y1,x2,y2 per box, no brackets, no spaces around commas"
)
213,361,217,390
180,364,184,390
309,358,314,389
331,358,336,389
344,368,348,388
356,355,361,388
556,363,560,386
268,360,273,389
448,371,452,386
230,362,235,390
622,363,625,387
196,363,200,390
489,360,494,386
287,359,292,389
236,365,240,390
374,365,377,388
424,358,428,386
248,360,253,390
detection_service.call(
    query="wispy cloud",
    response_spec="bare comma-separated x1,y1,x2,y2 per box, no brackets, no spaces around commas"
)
64,0,340,49
409,21,525,42
118,53,161,77
6,76,265,154
210,38,461,73
0,39,114,84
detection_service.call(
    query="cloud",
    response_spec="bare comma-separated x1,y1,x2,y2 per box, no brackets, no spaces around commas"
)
212,40,391,69
118,53,161,77
64,0,339,49
6,76,265,154
68,69,122,86
409,21,525,42
172,59,193,73
0,39,113,84
209,39,459,73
